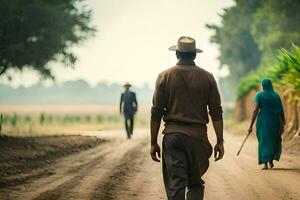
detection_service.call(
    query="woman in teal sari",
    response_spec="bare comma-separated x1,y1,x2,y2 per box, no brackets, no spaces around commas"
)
248,79,285,170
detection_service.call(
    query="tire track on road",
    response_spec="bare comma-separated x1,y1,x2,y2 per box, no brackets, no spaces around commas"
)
91,139,148,200
4,139,119,200
32,137,148,200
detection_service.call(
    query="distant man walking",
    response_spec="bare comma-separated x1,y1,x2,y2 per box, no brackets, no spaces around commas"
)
150,36,224,200
120,82,138,139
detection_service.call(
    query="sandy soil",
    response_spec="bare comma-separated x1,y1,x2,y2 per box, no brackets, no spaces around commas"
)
0,128,299,200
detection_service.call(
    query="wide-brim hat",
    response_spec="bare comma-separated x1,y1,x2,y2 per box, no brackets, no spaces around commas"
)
123,82,132,87
169,36,203,53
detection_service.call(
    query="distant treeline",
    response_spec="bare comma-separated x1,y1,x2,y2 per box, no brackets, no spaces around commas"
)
0,80,153,103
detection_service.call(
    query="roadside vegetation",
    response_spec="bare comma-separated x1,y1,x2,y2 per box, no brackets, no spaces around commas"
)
237,45,300,97
210,0,300,143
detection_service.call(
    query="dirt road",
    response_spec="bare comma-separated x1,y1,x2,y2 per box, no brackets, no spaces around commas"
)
1,128,300,200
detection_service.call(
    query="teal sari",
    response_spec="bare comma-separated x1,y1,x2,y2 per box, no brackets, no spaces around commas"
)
255,79,285,165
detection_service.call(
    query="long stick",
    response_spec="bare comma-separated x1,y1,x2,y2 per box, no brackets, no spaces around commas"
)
237,132,251,156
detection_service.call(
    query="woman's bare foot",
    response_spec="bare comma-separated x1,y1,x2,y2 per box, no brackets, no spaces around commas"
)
262,164,268,170
269,160,274,169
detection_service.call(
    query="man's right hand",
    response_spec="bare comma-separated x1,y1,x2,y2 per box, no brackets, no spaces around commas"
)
214,143,224,161
150,143,161,162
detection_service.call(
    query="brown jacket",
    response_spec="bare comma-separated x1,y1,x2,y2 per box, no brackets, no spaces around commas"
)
151,60,223,140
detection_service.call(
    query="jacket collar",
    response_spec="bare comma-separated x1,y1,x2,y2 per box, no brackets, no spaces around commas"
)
177,59,195,66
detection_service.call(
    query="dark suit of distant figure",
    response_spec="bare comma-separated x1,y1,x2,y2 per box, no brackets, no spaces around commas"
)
120,84,138,139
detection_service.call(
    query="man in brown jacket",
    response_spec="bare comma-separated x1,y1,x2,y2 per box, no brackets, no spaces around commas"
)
150,36,224,200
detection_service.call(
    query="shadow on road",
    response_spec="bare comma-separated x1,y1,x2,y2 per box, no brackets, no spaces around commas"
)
270,168,300,173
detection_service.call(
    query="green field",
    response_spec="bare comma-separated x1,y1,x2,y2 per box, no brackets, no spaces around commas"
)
0,104,150,136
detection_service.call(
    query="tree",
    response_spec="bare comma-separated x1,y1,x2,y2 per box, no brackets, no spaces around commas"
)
251,0,300,66
207,0,300,101
0,0,95,79
206,0,262,86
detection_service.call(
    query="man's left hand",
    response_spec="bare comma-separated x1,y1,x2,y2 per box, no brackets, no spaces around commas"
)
214,143,224,161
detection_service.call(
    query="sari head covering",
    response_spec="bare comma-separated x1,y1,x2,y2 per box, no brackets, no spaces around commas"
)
262,79,273,91
255,79,283,114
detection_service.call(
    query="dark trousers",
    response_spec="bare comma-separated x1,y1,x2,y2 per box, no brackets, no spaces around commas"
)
124,116,134,138
162,133,212,200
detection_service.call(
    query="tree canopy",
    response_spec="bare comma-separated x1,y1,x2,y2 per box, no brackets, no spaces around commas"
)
251,0,300,65
206,0,262,84
0,0,95,79
207,0,300,99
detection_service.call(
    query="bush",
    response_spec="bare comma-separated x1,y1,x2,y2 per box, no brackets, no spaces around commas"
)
40,113,46,125
24,115,31,123
237,72,262,97
11,113,18,127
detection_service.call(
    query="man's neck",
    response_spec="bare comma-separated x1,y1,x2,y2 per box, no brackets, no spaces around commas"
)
177,59,195,65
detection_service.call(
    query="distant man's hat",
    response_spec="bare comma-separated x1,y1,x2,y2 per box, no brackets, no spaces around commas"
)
123,82,132,87
169,36,203,53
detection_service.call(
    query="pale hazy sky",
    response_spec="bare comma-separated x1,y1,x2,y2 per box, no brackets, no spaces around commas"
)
3,0,235,87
